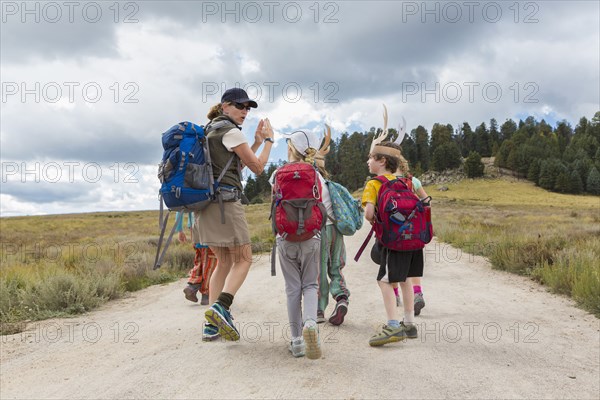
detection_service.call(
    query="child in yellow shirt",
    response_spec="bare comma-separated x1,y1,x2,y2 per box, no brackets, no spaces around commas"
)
361,141,429,346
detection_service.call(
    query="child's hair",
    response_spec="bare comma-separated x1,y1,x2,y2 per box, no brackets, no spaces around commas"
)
314,157,331,180
287,141,331,179
207,103,224,120
371,142,410,175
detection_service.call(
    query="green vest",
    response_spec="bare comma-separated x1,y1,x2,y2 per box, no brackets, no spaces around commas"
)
207,116,243,190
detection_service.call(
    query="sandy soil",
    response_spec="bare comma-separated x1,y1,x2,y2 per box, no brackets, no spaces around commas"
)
1,223,599,400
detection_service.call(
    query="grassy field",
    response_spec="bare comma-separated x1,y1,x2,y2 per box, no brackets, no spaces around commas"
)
1,177,598,334
430,177,599,317
0,205,273,334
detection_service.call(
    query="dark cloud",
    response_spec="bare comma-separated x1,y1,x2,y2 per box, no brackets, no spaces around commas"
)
1,180,97,204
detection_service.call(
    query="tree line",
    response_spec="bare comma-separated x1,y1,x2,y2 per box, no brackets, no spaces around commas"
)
243,112,600,202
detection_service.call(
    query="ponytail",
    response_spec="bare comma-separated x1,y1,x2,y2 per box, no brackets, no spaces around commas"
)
207,103,223,120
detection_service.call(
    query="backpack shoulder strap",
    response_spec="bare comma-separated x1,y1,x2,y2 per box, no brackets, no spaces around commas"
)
205,119,236,134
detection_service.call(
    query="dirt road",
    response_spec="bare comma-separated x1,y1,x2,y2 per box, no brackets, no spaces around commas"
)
1,224,599,399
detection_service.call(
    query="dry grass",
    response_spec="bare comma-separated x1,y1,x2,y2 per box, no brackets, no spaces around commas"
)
430,177,599,316
1,178,598,334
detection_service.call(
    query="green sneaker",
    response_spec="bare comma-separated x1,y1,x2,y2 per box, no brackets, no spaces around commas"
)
401,321,418,339
205,302,240,341
302,322,322,359
202,322,220,342
369,324,407,347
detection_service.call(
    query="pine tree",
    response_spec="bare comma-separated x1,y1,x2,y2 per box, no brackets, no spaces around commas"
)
432,142,461,171
430,123,452,156
539,159,566,191
568,170,584,194
500,119,517,141
555,121,573,155
527,159,541,184
244,176,259,202
489,118,500,154
474,123,491,157
554,172,570,193
464,151,485,178
586,166,600,195
414,125,430,171
459,122,475,157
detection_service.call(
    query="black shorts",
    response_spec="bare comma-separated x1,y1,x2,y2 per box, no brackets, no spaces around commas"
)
371,242,424,283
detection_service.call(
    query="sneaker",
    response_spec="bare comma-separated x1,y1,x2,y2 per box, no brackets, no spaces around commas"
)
200,293,209,306
205,302,240,341
183,286,198,303
368,324,407,347
414,293,425,316
288,338,306,358
302,322,322,359
316,310,326,324
328,299,348,326
202,322,220,342
395,295,402,307
401,321,418,339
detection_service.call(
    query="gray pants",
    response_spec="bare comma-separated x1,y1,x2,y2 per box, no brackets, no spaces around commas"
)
277,236,321,338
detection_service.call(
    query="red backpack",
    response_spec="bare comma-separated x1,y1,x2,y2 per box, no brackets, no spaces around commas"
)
354,175,433,261
271,162,326,242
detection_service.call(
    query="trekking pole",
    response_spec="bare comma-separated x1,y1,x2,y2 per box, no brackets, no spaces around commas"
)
354,226,375,262
154,211,183,269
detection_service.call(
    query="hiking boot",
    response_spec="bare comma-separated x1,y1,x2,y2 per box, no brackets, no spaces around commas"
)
288,338,306,358
316,310,326,324
414,293,425,316
368,324,407,347
200,293,209,306
183,286,198,303
205,302,240,341
302,322,322,359
328,299,348,326
202,322,220,342
396,295,402,307
401,321,418,339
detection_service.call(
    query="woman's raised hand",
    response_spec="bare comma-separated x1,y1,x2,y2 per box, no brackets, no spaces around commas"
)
254,119,265,143
262,118,274,140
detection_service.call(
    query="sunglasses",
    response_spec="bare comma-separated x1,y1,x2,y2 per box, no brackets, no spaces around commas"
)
232,102,252,111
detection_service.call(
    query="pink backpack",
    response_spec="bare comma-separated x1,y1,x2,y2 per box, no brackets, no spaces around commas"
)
355,175,432,261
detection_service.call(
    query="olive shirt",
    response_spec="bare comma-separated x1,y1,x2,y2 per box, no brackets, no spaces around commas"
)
206,115,246,190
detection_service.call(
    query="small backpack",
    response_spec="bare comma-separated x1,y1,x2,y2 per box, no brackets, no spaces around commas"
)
271,162,327,241
154,120,235,269
325,180,364,236
270,162,327,275
354,175,432,261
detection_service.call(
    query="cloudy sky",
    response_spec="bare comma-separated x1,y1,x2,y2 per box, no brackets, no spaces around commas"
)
1,0,598,216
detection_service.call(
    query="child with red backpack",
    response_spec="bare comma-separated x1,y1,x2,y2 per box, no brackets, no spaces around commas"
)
360,141,431,347
270,130,332,359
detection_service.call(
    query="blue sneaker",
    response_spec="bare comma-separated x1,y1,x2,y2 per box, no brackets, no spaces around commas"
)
202,322,220,342
205,302,240,341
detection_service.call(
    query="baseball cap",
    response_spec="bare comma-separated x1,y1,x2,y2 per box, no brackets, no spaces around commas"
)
221,88,258,108
286,130,321,156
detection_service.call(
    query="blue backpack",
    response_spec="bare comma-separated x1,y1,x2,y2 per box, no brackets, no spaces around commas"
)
325,180,364,236
154,120,236,269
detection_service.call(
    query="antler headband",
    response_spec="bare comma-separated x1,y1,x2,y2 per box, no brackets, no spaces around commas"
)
370,104,407,159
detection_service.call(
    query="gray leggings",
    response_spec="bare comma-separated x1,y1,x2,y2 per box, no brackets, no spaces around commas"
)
277,236,321,338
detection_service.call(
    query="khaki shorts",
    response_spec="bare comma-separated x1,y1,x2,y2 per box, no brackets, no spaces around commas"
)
196,201,250,247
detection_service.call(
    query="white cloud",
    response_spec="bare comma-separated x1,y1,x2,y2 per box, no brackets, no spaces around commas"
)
1,1,598,216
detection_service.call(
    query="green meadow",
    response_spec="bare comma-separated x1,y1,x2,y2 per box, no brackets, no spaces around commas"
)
1,177,598,334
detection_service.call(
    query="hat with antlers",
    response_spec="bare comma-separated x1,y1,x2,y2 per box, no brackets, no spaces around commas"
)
370,104,407,159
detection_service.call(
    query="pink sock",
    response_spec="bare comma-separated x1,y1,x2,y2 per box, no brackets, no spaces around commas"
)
413,285,422,294
393,287,399,296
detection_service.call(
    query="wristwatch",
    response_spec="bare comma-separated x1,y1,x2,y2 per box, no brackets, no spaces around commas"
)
264,137,274,143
